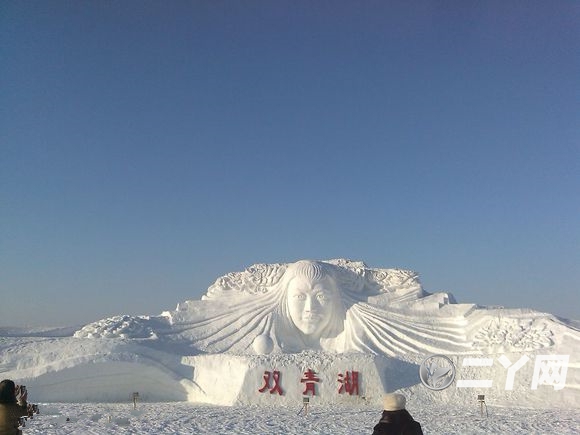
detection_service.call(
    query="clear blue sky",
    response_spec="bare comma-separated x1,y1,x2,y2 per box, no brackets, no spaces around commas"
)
1,1,578,327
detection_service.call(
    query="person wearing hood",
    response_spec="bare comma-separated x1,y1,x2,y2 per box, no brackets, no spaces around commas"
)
372,393,423,435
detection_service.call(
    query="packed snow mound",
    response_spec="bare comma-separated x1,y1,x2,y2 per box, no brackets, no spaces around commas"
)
1,259,579,408
73,315,163,339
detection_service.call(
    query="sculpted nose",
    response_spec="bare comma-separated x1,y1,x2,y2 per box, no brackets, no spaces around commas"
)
304,295,314,311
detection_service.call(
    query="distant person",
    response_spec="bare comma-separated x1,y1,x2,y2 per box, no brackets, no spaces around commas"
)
372,393,423,435
0,379,28,435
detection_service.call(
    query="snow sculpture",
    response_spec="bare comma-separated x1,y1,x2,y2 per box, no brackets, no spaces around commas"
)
75,259,567,358
5,259,578,408
161,259,474,355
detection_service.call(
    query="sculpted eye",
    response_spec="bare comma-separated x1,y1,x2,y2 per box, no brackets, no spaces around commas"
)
316,293,327,301
294,294,306,300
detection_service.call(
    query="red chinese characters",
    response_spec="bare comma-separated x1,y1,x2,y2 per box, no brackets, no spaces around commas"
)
258,368,362,398
258,370,283,395
300,369,320,396
338,371,359,395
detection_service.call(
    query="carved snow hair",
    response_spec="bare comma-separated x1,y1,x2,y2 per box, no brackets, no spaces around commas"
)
202,259,422,302
281,260,333,287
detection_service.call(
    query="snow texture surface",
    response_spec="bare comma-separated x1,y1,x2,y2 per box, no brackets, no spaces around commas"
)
15,402,580,434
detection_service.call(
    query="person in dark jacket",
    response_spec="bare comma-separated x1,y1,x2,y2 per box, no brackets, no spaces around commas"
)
372,393,423,435
0,379,28,435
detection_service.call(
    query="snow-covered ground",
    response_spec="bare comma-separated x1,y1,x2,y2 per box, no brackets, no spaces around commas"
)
19,401,580,434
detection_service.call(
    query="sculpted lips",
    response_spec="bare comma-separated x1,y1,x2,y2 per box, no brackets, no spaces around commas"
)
302,314,321,322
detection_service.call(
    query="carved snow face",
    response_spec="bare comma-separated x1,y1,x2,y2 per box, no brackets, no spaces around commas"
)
286,275,337,336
